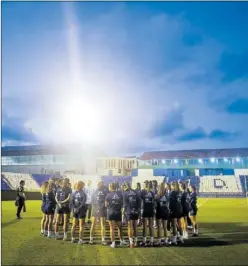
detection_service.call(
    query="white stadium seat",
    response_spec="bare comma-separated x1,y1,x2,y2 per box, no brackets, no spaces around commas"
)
2,172,40,191
199,175,242,194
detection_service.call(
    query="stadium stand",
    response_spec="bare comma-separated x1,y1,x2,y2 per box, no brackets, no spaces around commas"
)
2,172,40,191
1,174,12,190
239,175,248,194
199,175,242,195
32,174,53,186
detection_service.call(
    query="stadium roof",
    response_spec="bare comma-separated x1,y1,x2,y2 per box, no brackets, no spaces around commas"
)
1,144,106,157
140,148,248,160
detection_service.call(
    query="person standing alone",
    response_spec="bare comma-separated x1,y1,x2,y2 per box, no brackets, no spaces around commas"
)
16,180,26,219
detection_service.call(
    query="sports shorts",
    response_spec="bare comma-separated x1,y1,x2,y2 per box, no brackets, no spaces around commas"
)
107,210,122,221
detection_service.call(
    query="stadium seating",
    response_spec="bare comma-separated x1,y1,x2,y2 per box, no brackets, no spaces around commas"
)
199,175,243,195
32,174,53,186
2,172,40,191
239,175,248,194
1,174,12,190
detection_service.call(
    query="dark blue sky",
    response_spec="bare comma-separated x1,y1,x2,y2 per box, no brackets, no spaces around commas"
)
2,2,248,155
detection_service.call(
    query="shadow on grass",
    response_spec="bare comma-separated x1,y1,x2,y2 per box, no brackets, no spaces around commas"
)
2,216,42,228
199,222,248,233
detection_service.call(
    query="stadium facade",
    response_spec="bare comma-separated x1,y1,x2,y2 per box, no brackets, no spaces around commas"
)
1,145,248,197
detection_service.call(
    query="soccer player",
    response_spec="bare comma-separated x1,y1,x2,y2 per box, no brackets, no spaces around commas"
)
135,183,142,226
71,181,87,244
40,181,49,236
123,182,141,248
180,182,190,239
16,180,26,219
44,183,57,238
140,180,155,247
54,179,72,240
90,181,108,245
189,185,199,236
169,181,184,245
121,183,128,225
152,180,158,228
155,183,170,246
53,178,62,225
105,182,126,248
84,180,94,224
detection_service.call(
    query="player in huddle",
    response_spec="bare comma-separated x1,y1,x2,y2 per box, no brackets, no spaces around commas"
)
140,180,155,247
43,183,57,238
71,181,87,244
40,181,49,236
180,182,190,239
105,182,126,248
169,181,184,245
123,182,141,248
155,183,170,246
54,179,72,240
189,185,199,236
90,181,108,246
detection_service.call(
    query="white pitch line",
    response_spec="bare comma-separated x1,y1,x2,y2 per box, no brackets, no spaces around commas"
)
198,198,209,208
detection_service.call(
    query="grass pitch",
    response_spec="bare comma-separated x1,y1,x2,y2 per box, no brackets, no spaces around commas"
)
1,198,248,265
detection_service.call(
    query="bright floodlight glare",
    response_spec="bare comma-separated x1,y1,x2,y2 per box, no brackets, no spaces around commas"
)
224,158,228,162
63,100,101,141
162,160,165,164
198,159,203,164
236,157,241,162
174,159,178,164
210,157,215,163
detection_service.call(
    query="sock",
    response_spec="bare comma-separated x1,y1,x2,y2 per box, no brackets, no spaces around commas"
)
48,231,51,236
193,228,196,233
112,241,115,245
165,237,169,243
41,229,44,233
129,238,133,245
143,237,147,243
134,237,138,243
150,237,154,243
71,237,75,241
173,236,177,242
196,229,198,234
44,230,47,235
64,232,67,237
101,237,105,242
90,237,93,241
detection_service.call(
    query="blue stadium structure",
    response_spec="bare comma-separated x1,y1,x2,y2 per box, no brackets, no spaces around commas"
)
1,146,248,197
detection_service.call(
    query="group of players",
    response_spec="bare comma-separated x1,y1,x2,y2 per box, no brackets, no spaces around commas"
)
40,177,199,248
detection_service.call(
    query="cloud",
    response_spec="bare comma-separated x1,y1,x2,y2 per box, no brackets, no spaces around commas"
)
149,106,184,138
2,3,248,152
176,127,207,142
208,129,239,141
219,52,248,82
226,98,248,114
2,113,38,145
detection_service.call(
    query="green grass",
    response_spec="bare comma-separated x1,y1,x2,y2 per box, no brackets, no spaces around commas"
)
2,198,248,265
